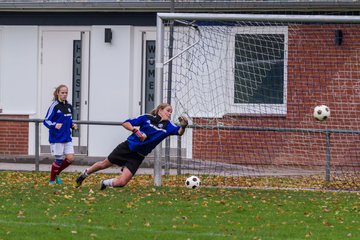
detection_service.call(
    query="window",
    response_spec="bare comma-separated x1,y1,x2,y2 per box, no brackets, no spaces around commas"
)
230,26,288,115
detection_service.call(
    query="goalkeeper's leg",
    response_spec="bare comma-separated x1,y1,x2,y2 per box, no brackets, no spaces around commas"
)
100,167,133,190
75,158,113,188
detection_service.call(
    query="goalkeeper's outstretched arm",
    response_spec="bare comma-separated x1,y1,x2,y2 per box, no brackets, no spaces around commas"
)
122,122,147,141
122,121,135,132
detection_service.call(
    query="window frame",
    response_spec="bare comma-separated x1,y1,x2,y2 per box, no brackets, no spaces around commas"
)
227,26,288,115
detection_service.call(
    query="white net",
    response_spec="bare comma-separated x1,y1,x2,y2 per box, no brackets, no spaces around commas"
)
159,14,360,190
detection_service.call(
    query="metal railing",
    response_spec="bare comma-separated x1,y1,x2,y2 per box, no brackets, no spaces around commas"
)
0,118,123,172
1,117,359,182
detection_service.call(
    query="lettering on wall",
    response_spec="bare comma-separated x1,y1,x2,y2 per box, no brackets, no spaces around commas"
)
145,40,155,113
72,40,81,137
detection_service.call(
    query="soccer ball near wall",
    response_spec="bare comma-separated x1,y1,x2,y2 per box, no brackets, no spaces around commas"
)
185,176,201,189
313,105,330,121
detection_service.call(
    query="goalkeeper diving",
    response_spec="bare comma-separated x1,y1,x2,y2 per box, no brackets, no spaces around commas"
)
75,103,188,190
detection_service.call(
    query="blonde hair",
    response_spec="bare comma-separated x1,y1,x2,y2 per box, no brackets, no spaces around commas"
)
150,103,171,116
53,84,68,101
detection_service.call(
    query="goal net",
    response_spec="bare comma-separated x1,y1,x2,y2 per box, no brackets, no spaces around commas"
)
155,13,360,191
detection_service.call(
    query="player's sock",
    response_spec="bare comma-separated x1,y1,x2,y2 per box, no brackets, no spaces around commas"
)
103,179,114,187
57,158,72,175
82,169,89,177
100,179,113,190
50,162,61,182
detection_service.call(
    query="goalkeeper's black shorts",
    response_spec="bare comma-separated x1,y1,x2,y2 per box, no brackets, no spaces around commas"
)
108,141,145,175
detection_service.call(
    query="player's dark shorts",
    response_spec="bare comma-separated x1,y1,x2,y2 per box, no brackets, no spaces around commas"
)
107,141,145,175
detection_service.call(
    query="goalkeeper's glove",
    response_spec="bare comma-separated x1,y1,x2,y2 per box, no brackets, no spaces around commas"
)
133,129,147,141
178,116,188,128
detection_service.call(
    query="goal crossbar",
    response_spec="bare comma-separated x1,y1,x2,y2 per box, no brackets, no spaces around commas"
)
158,12,360,23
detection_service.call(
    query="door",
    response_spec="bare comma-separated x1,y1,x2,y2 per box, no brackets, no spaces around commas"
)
40,28,90,155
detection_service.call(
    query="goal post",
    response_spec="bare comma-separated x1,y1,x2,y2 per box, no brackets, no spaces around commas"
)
155,13,360,190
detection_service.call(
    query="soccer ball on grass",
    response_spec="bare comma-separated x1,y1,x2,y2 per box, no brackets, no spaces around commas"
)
313,105,330,121
185,176,201,189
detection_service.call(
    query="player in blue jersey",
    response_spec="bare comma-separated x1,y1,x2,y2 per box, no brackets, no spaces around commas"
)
43,84,78,184
75,103,188,190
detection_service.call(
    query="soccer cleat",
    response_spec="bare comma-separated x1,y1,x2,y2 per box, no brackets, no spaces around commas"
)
55,175,63,184
49,180,56,184
100,180,107,190
75,173,86,188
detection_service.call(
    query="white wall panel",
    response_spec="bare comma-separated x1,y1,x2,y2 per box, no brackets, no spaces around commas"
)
0,26,38,114
88,26,133,156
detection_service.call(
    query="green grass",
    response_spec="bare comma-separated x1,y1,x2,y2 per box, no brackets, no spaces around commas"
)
0,171,359,240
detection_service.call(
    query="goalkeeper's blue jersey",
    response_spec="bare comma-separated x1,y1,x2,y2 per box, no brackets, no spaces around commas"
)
125,114,180,156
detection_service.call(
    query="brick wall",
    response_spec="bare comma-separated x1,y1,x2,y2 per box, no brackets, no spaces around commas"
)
0,115,29,155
